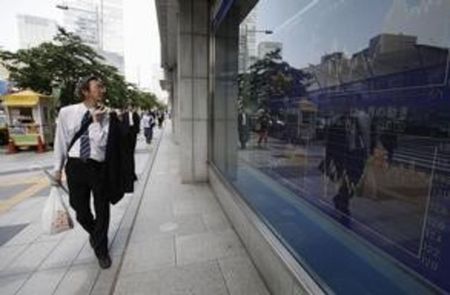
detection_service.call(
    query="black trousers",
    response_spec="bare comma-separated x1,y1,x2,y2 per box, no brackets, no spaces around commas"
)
65,158,110,256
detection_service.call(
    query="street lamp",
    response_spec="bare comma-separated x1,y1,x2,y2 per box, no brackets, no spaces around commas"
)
247,29,273,35
56,2,103,50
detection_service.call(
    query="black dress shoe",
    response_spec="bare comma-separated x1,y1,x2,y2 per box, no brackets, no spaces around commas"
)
98,254,112,269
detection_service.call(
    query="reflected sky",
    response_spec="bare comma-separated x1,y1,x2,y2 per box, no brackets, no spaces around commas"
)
253,0,450,69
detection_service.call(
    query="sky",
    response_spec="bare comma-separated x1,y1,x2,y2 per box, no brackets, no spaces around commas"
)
0,0,165,100
254,0,450,69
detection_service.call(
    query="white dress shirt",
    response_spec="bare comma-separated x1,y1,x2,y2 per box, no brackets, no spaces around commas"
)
53,103,110,172
142,114,151,128
128,111,134,127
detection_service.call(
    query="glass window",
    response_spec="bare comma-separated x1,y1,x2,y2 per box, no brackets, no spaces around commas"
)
213,0,450,294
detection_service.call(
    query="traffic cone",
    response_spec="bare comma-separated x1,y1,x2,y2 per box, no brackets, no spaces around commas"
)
7,139,17,154
36,135,46,153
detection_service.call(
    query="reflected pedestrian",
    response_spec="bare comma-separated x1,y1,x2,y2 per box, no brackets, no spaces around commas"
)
238,107,249,149
257,109,271,147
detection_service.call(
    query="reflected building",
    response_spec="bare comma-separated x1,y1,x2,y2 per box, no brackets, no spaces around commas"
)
306,33,448,91
238,8,257,72
258,41,282,59
156,1,450,294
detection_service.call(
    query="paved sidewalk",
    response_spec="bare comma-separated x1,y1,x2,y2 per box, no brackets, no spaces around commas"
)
0,150,54,176
0,124,270,295
0,130,161,295
113,125,269,295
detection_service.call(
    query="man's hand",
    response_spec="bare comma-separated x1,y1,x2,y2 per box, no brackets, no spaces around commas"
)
93,106,107,123
52,170,62,186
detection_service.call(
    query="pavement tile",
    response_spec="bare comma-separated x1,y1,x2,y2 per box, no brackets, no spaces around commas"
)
53,263,99,295
136,199,174,222
89,257,121,295
114,261,229,295
0,240,60,277
2,223,42,246
72,239,97,265
0,273,29,295
39,235,87,270
176,229,246,266
130,213,206,241
34,230,69,243
173,195,222,216
219,255,270,295
203,210,231,232
0,199,43,227
0,244,28,272
15,267,66,295
121,236,175,274
109,226,130,256
0,223,28,246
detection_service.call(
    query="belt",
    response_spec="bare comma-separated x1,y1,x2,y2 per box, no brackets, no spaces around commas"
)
68,157,105,165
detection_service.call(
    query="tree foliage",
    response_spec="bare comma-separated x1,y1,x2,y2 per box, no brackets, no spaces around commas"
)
238,49,312,111
0,27,163,110
126,84,164,111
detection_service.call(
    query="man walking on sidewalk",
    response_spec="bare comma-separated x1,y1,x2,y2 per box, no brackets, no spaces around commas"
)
52,76,114,269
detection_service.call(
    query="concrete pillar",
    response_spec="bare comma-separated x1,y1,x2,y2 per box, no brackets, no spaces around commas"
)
172,68,180,144
177,0,209,182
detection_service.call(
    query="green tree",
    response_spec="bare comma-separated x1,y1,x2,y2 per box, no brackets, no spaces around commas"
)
0,27,131,107
238,49,311,111
125,84,165,111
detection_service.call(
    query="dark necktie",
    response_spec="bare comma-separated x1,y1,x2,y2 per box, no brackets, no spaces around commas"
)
80,110,91,161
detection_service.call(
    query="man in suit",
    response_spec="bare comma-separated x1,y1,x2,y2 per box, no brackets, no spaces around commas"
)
53,76,118,269
238,107,250,149
121,103,140,192
123,104,140,150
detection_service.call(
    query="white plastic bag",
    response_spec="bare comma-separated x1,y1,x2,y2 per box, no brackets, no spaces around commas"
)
42,186,74,235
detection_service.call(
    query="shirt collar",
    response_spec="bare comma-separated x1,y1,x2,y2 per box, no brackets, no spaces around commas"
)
80,102,95,113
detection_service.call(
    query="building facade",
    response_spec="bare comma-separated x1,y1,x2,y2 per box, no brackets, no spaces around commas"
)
17,15,57,49
63,0,99,48
238,8,257,73
156,0,450,294
63,0,125,73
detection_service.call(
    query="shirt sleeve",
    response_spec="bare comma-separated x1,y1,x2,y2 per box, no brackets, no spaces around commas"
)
90,115,110,148
53,109,68,173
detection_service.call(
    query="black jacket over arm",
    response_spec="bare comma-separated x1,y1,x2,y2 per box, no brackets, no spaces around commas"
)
105,112,127,205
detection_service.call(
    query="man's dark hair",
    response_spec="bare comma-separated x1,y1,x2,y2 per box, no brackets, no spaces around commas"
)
76,75,102,99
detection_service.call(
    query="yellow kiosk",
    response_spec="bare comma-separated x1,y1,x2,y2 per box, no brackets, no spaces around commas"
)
2,90,55,150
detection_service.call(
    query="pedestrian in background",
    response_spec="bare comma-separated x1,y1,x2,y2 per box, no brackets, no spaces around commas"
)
121,103,140,192
158,111,165,128
142,111,154,144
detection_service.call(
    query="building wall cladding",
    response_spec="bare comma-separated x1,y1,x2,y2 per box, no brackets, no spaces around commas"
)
177,0,209,182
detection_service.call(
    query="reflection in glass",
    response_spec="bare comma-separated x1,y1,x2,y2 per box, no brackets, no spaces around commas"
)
214,0,450,293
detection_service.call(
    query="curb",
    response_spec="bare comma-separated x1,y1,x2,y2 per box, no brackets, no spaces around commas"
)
88,129,165,295
0,165,54,176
